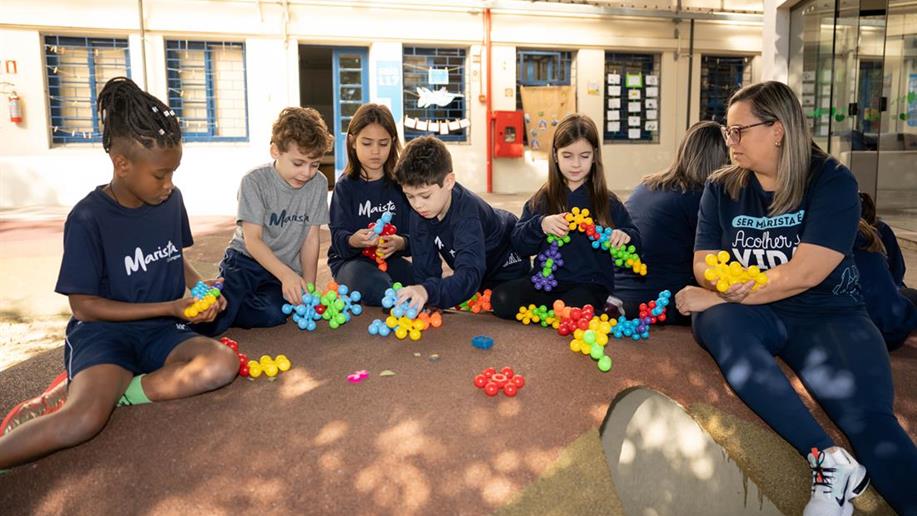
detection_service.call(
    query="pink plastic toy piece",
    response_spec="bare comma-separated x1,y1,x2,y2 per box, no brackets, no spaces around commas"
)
347,370,369,383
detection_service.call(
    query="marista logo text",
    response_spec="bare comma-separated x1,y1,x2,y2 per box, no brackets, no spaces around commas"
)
269,210,307,227
732,210,805,230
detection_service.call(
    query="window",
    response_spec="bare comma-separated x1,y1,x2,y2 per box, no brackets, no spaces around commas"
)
44,35,130,143
700,55,752,123
604,52,660,143
166,40,248,142
402,46,467,142
516,50,573,109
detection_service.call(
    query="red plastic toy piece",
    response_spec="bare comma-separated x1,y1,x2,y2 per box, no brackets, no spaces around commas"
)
475,367,525,398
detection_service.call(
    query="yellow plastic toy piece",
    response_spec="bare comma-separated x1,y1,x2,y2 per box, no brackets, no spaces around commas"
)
703,251,769,292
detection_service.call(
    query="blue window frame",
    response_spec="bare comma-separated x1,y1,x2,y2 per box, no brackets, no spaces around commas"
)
403,46,467,142
44,35,130,143
701,55,751,123
604,52,660,143
516,49,572,109
166,40,248,142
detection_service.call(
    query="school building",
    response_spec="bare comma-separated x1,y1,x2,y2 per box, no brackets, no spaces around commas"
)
0,0,912,230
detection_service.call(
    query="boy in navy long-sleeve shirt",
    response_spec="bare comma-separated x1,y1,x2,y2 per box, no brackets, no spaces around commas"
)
393,136,527,310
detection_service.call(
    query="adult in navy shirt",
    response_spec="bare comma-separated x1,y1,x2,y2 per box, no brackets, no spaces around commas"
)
0,77,237,470
392,136,528,311
854,221,917,351
614,121,728,325
329,104,412,305
675,81,916,516
492,114,640,320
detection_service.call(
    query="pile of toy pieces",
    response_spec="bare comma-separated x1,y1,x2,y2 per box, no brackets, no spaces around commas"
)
219,336,291,380
367,283,443,340
362,211,397,272
532,207,648,292
456,289,492,313
514,290,672,373
473,366,526,397
184,280,224,318
281,281,363,331
704,250,769,293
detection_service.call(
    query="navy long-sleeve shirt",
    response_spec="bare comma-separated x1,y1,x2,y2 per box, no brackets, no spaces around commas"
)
328,175,412,275
615,182,702,300
875,220,906,287
512,183,640,293
410,182,521,308
854,234,917,348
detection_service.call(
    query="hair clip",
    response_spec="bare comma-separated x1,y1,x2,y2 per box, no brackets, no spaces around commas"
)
158,128,166,135
152,106,159,113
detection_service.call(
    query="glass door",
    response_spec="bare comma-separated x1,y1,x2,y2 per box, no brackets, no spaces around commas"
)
332,48,369,181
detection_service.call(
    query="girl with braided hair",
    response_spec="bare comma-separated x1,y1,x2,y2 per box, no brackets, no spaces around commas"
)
0,77,238,470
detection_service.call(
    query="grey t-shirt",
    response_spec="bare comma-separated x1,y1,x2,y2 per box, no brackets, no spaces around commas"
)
228,162,329,275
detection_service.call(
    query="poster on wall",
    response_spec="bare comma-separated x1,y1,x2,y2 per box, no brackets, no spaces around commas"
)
428,68,449,85
625,73,642,88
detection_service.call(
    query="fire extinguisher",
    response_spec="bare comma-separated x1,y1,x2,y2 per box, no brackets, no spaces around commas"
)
9,92,22,124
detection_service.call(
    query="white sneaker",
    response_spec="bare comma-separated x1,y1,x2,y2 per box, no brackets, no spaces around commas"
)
803,447,870,516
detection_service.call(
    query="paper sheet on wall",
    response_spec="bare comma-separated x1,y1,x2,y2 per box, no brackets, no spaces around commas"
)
802,96,815,107
607,121,620,132
428,121,439,132
646,75,658,86
459,118,470,128
609,86,621,97
428,68,449,85
403,116,417,129
608,110,621,121
802,83,815,94
646,110,657,120
645,120,658,131
608,98,621,109
448,120,461,131
820,85,831,96
628,129,641,139
803,71,816,82
416,120,429,131
628,102,641,113
645,99,657,109
628,89,642,100
646,87,658,98
819,98,830,109
625,73,642,88
439,122,450,135
628,116,641,127
607,73,621,85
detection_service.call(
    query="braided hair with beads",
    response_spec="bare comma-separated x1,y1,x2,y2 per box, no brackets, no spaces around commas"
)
97,76,181,154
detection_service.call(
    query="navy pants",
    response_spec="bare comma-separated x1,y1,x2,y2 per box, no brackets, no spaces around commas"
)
193,249,288,337
491,277,609,320
333,256,413,306
693,303,917,514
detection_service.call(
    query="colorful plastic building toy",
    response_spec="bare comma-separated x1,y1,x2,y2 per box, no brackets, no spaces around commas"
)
184,280,223,318
473,366,526,397
347,370,369,384
456,289,493,313
471,335,494,350
532,241,563,291
704,251,769,293
515,304,556,327
370,284,442,340
283,282,363,331
362,211,397,271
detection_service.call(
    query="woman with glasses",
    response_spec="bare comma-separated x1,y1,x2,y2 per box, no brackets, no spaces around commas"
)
674,81,916,516
613,121,729,325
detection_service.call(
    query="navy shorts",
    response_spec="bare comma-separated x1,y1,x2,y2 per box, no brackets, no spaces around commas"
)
64,317,200,380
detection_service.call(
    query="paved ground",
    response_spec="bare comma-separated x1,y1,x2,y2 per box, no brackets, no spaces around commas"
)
0,193,913,514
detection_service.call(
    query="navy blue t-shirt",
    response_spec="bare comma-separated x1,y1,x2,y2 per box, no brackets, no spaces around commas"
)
695,155,863,314
55,186,193,306
615,182,701,298
854,235,917,346
875,220,906,287
410,182,522,308
513,182,640,293
328,175,412,275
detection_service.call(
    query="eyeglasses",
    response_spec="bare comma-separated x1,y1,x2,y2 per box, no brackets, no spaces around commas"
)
720,121,775,144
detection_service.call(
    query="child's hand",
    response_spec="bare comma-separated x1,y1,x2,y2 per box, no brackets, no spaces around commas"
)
281,271,307,305
203,277,228,313
348,228,380,249
609,229,631,248
171,298,221,323
541,214,570,237
377,234,406,259
395,285,428,312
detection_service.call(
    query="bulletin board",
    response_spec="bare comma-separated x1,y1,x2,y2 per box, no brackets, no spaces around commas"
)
603,52,660,144
520,85,576,159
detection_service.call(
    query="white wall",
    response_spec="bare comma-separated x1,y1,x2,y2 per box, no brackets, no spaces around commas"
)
0,0,762,213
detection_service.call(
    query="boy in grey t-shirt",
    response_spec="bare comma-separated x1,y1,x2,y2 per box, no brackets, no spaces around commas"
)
195,107,332,337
